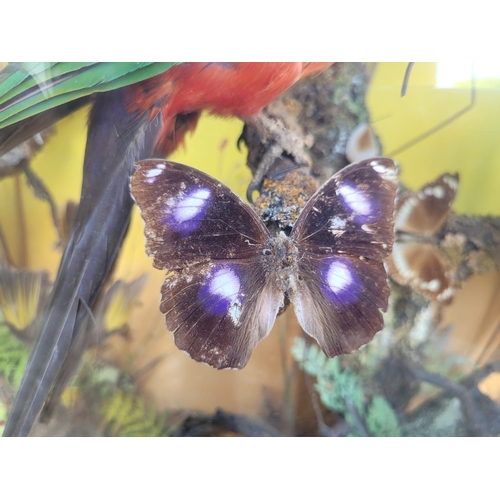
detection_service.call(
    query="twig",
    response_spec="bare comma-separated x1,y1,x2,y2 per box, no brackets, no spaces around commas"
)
461,360,500,389
22,161,64,245
0,223,14,265
303,369,334,437
403,360,486,436
344,395,371,437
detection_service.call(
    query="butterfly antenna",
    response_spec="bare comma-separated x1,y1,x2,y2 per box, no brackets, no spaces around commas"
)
401,63,415,97
388,63,476,157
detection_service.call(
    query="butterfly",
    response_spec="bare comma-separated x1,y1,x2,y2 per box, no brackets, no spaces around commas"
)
130,157,398,369
386,172,459,303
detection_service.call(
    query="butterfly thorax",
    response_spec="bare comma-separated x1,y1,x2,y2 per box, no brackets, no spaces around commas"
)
263,231,299,296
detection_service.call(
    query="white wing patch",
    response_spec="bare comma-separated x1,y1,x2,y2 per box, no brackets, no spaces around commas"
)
145,163,166,183
209,267,240,299
326,260,353,294
423,185,445,199
172,188,211,224
207,267,242,324
337,183,371,216
330,216,347,230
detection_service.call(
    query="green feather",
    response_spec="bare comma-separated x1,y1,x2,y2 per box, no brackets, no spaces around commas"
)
0,62,181,128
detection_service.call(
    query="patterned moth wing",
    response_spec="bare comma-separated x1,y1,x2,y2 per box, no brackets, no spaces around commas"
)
387,241,453,303
394,173,458,236
131,158,398,369
130,160,282,369
386,172,459,303
289,157,398,356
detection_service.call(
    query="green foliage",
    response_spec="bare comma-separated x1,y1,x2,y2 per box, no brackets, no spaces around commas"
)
0,320,176,436
366,395,401,437
0,322,29,388
56,357,177,437
292,338,401,437
0,400,7,434
100,388,174,437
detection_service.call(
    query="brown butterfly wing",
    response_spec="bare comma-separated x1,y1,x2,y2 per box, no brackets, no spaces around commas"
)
387,241,453,304
289,157,398,356
131,160,282,369
395,173,458,236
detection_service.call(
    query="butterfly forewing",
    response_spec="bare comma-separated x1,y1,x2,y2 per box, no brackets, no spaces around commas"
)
130,160,270,270
395,173,458,236
290,157,398,356
291,157,398,261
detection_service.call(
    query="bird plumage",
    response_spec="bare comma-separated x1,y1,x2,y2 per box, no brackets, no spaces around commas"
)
1,62,331,436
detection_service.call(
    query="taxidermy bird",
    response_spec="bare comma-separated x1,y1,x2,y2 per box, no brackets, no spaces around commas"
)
0,62,332,436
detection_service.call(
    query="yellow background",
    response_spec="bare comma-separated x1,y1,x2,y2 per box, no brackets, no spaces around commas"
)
1,62,500,414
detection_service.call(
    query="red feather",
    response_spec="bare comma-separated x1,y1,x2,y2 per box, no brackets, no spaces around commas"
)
126,62,332,155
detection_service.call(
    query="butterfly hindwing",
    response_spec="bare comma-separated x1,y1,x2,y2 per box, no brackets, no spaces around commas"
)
291,254,391,356
290,157,398,356
159,260,282,368
387,241,453,303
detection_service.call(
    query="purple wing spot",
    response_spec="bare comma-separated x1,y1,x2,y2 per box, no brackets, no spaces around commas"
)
165,187,212,233
322,258,360,305
198,266,243,323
